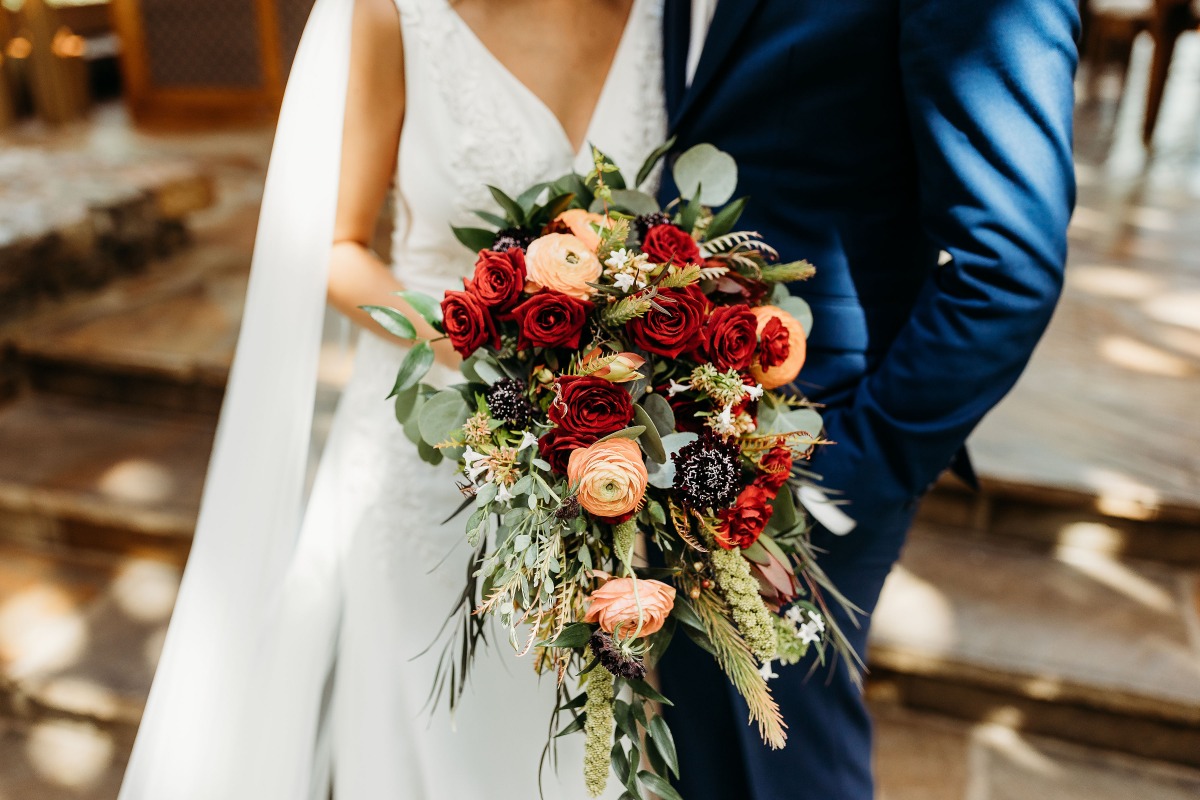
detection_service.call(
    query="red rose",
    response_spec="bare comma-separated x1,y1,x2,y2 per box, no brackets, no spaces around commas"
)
642,224,702,267
704,304,759,372
548,375,634,437
756,447,793,491
537,427,599,475
464,249,526,312
715,484,775,550
511,291,591,350
441,289,500,357
758,316,791,369
625,286,711,358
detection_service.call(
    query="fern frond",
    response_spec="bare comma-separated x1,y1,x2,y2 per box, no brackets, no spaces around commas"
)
760,260,816,283
601,292,655,326
702,230,764,255
596,218,631,262
698,265,729,281
657,264,702,289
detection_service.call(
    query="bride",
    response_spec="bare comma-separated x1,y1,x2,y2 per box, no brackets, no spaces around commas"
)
118,0,665,797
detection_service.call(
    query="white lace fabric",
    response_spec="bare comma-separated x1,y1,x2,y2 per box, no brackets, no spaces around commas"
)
118,0,666,797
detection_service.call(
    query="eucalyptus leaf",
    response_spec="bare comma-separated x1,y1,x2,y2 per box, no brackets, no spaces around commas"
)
402,389,427,444
639,392,676,436
768,281,791,306
776,295,814,337
608,189,661,217
397,290,443,330
766,481,799,533
418,389,470,446
472,359,505,386
635,135,677,187
360,305,416,340
388,340,434,398
598,425,647,442
633,405,666,464
393,384,419,424
451,225,497,253
416,438,443,466
672,143,738,206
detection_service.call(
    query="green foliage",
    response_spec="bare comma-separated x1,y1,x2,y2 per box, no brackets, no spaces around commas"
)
672,143,738,206
397,290,443,330
452,225,497,252
705,196,749,241
360,305,416,340
389,340,433,399
760,259,817,283
635,135,677,188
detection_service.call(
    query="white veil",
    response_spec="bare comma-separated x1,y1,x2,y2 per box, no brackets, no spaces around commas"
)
118,1,353,796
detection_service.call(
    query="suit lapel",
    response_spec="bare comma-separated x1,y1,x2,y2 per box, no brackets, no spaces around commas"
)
669,0,765,131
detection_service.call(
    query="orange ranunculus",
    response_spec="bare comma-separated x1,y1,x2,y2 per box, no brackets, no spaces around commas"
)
584,577,676,637
566,438,648,519
525,233,602,300
749,305,808,389
555,208,610,252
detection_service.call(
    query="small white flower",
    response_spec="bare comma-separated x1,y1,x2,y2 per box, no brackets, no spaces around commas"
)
496,482,515,503
785,605,804,625
808,610,825,632
667,379,692,398
463,447,489,482
613,272,636,292
605,248,633,270
759,660,779,682
798,621,821,646
517,431,539,451
744,383,765,401
711,404,737,436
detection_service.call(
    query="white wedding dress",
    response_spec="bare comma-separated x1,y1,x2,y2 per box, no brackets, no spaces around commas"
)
118,0,666,798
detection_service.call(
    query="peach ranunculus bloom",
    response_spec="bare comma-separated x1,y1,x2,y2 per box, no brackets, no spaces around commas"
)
525,233,602,300
749,305,808,389
584,577,676,637
555,208,610,251
566,438,648,518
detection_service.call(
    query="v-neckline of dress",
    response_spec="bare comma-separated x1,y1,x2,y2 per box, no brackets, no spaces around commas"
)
442,0,642,160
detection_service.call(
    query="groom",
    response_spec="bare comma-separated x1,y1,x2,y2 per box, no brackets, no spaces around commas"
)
656,1,1079,797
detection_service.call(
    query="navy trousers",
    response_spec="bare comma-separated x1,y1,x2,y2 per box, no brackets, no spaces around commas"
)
659,506,916,799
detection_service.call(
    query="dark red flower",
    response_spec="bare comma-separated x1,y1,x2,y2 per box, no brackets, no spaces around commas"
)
441,289,500,357
715,484,775,550
756,447,793,491
758,315,792,370
704,304,759,372
548,375,634,437
538,427,599,475
625,285,711,359
642,224,702,267
710,271,770,306
464,249,526,312
511,291,591,350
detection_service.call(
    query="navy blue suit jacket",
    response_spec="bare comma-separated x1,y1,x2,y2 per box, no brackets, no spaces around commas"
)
660,0,1078,537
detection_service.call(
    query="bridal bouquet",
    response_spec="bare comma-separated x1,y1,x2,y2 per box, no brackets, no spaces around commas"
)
368,143,857,799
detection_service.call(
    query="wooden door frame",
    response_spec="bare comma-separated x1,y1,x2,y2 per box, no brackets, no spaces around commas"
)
109,0,286,126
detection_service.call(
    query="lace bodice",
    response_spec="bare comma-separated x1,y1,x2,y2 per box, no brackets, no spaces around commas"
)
388,0,667,296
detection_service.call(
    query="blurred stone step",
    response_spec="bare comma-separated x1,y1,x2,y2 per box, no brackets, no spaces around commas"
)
0,393,212,562
0,145,215,316
869,525,1200,768
0,541,172,735
871,698,1200,800
1,246,247,415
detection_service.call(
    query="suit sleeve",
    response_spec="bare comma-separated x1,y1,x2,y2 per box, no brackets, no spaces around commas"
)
807,0,1080,535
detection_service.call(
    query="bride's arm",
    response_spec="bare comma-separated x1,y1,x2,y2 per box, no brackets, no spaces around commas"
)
328,0,458,367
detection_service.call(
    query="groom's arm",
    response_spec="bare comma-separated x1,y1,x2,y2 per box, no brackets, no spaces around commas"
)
807,0,1080,535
